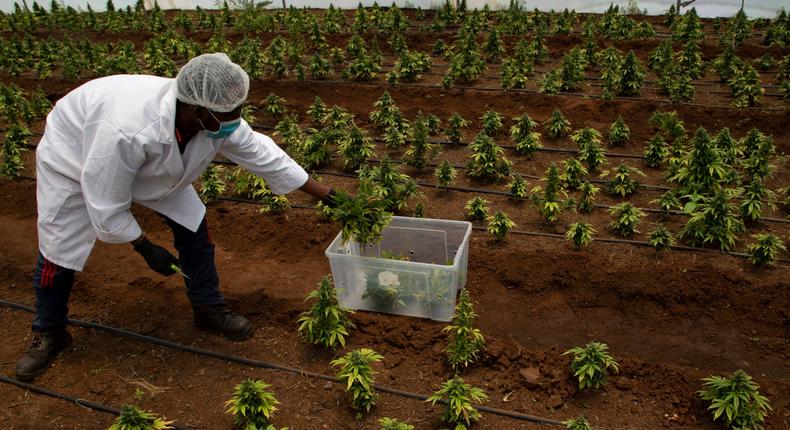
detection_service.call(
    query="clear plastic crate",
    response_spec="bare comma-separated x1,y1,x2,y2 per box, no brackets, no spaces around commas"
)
325,216,472,322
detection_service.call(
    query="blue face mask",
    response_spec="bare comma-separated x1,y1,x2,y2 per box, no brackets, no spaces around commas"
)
202,109,241,139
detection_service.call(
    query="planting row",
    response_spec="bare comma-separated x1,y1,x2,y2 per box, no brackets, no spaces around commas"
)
2,5,790,106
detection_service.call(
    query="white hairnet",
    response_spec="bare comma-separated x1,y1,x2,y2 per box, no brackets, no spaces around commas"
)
175,53,250,112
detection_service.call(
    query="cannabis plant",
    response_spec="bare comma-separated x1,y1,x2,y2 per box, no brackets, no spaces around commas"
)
565,222,595,248
426,376,487,430
225,379,281,430
531,163,569,222
740,178,776,222
298,275,354,349
338,124,374,171
699,370,772,430
320,181,393,245
561,158,588,190
434,160,457,188
487,210,516,242
670,127,729,195
747,233,786,267
465,197,489,221
379,418,414,430
510,114,542,159
648,226,675,252
403,115,440,170
467,133,512,182
445,113,469,144
618,50,645,95
358,159,420,213
577,182,600,213
109,405,173,430
608,117,630,147
332,348,383,413
680,189,746,251
263,93,287,117
609,202,645,237
644,134,668,168
564,416,593,430
507,175,529,200
604,164,645,197
571,128,606,172
444,289,485,370
307,96,327,125
1,123,30,179
729,64,765,108
562,341,619,390
659,63,695,103
199,164,226,203
546,109,571,139
480,110,504,136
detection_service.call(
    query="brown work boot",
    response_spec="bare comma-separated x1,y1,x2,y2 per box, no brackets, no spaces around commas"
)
15,328,73,382
193,304,253,340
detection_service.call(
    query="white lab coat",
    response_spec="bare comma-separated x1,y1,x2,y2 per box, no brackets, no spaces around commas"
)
36,75,308,271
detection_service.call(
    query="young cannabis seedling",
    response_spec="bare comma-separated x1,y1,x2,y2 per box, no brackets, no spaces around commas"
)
332,348,383,414
109,405,173,430
563,341,619,390
648,226,675,252
608,117,630,147
747,233,786,267
199,164,226,202
338,124,374,171
531,163,569,222
426,376,487,430
571,128,607,173
546,109,571,139
644,134,668,168
225,379,282,430
487,210,516,242
307,96,328,125
465,197,489,221
445,113,469,144
480,110,504,136
379,417,414,430
467,133,512,182
604,164,645,197
561,158,588,190
298,275,355,349
435,160,457,188
507,175,529,200
565,222,596,248
510,114,542,159
699,370,772,430
263,93,287,117
444,289,485,371
564,416,593,430
577,182,600,214
403,115,440,170
609,202,645,237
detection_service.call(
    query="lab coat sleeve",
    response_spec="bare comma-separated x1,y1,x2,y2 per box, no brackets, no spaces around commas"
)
80,120,146,243
219,121,308,195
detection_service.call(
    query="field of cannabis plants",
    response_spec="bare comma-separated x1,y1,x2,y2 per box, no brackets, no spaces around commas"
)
0,2,789,429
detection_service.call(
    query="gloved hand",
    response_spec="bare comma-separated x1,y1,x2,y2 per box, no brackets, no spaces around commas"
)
133,237,179,276
320,188,340,208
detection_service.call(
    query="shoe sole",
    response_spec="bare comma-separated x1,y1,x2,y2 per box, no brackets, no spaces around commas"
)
15,334,73,382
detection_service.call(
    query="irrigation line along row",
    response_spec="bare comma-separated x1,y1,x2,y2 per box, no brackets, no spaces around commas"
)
264,78,790,111
208,159,790,225
0,299,566,427
0,374,194,430
218,193,790,264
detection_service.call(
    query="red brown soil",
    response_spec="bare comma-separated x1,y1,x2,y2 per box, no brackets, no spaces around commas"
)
1,11,790,430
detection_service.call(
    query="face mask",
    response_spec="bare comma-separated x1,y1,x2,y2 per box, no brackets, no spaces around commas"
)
201,109,241,139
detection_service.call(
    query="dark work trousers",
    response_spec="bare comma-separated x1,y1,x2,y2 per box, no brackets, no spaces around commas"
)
32,216,224,332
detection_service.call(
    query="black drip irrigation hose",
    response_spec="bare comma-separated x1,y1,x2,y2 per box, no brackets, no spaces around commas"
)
0,374,194,430
0,300,566,427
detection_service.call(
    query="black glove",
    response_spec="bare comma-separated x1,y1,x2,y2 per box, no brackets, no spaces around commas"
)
320,188,340,208
133,237,179,276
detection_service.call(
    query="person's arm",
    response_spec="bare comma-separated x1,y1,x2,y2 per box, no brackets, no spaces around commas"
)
300,176,333,202
219,121,309,195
